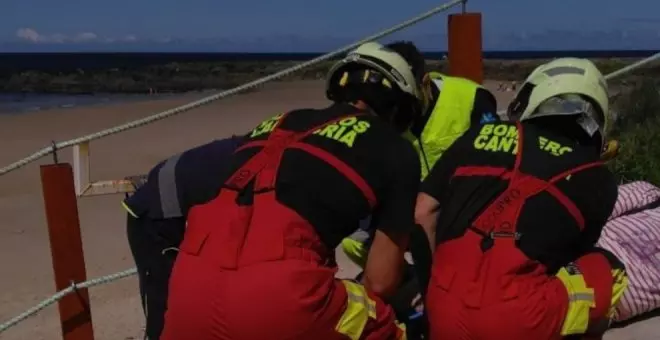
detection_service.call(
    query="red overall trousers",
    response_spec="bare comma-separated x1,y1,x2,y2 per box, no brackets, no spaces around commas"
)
426,123,620,340
161,112,406,340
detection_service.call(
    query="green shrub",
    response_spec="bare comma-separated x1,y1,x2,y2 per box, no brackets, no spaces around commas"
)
608,79,660,184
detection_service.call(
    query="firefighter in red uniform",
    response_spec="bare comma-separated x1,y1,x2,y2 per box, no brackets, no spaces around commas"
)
415,58,629,340
160,41,426,340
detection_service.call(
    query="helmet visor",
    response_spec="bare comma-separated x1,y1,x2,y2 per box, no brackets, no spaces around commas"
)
532,95,605,137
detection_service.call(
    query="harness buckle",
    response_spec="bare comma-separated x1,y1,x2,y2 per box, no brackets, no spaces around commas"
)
478,230,522,252
489,231,522,240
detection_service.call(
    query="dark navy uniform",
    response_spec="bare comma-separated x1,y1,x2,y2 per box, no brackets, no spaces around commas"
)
123,136,243,340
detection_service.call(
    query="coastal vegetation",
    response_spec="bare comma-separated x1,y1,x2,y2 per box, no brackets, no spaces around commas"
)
0,58,657,94
609,79,660,184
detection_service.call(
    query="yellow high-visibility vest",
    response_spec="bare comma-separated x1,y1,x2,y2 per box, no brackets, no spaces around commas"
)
405,72,483,180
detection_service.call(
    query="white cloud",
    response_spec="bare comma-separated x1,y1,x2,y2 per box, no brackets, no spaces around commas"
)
73,32,98,42
16,28,41,42
15,27,138,43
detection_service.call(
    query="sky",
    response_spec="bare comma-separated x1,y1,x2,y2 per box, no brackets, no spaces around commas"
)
0,0,658,51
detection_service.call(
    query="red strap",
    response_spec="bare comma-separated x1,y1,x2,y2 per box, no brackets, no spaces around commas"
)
290,143,377,208
452,123,603,236
224,112,377,208
234,140,267,153
512,121,524,175
453,166,510,179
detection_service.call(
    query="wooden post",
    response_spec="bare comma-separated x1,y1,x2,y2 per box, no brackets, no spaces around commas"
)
447,12,483,84
40,163,95,340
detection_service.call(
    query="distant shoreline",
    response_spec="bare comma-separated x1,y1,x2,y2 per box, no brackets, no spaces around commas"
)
0,49,658,71
0,55,657,95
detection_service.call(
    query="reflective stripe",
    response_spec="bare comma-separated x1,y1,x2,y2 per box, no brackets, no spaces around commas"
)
335,280,377,340
121,201,139,218
341,238,369,268
158,154,183,218
395,321,407,340
544,66,585,77
556,267,594,335
543,66,607,94
609,268,629,319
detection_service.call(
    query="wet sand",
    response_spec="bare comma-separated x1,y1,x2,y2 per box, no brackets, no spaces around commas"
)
0,80,656,339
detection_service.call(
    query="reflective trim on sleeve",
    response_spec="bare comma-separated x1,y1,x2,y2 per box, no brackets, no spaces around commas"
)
121,201,139,218
335,280,377,340
556,266,595,336
158,153,183,218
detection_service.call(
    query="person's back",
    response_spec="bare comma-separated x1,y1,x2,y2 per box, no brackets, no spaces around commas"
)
222,105,418,250
161,41,423,340
415,57,629,340
427,120,616,273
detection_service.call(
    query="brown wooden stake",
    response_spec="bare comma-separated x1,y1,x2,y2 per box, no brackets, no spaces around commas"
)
448,12,484,84
40,163,95,340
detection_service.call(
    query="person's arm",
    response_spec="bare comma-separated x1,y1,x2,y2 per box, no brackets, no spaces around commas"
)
415,193,441,251
415,134,465,253
580,167,619,249
122,159,167,218
363,142,420,298
123,135,245,219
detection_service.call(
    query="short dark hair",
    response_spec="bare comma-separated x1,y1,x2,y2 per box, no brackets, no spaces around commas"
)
385,41,426,83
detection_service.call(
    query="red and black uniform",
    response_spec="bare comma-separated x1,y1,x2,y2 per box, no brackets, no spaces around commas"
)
421,121,626,339
161,103,419,340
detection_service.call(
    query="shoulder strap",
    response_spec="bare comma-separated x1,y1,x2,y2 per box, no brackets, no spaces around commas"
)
224,112,366,190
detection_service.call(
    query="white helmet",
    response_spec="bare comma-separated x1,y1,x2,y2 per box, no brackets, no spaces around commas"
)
325,41,423,103
509,58,610,145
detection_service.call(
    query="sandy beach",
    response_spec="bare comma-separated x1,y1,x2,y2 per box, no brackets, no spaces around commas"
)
0,79,657,340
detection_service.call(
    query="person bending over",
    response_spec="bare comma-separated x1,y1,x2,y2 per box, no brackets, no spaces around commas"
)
123,136,243,339
341,41,499,270
415,57,628,339
160,41,425,340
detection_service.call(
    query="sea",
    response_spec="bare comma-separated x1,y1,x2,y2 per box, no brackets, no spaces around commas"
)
0,49,657,115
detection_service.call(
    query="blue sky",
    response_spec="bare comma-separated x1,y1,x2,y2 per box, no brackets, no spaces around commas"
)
0,0,658,51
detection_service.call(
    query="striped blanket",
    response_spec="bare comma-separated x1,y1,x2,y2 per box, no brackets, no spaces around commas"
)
597,181,660,321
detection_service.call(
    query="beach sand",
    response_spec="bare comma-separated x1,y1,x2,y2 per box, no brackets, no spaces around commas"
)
0,80,656,340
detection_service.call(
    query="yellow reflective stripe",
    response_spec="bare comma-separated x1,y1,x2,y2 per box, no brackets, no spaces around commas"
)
415,74,479,179
395,320,408,340
341,238,369,269
556,267,594,335
336,280,377,340
121,201,139,218
609,268,629,318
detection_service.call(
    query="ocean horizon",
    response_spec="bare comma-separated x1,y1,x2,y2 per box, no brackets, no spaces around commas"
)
0,49,658,72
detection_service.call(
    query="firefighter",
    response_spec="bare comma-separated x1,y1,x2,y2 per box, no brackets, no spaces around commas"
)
341,42,498,269
160,41,425,339
123,136,243,339
415,57,628,339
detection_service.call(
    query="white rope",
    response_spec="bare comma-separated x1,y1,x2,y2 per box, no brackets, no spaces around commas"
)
604,51,660,81
0,0,464,177
0,268,137,334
